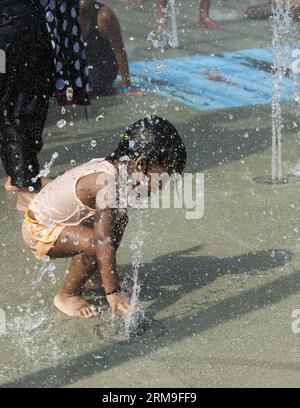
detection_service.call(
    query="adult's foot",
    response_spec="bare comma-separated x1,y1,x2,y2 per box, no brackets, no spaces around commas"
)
4,177,18,192
199,16,224,30
54,293,100,318
16,191,37,212
5,176,50,194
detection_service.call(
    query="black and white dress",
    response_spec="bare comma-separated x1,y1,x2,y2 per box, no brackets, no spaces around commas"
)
39,0,90,105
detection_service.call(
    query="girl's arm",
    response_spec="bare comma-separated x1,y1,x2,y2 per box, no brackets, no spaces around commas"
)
94,207,130,315
94,208,121,294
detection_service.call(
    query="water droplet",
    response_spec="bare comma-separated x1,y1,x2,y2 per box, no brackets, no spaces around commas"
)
48,263,56,272
96,114,104,122
57,119,67,128
90,140,97,148
66,87,73,101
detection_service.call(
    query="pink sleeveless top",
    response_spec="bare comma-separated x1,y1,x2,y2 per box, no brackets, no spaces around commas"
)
29,158,117,227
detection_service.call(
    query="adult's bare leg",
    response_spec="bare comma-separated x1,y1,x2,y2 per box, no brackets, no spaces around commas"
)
245,2,272,20
199,0,224,30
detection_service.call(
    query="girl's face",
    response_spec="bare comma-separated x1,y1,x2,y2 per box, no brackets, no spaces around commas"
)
127,157,170,195
146,163,169,196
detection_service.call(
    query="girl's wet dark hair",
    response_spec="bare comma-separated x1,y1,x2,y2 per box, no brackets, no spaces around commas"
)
107,116,187,174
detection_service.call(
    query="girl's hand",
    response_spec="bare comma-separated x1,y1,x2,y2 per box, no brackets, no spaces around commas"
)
107,291,130,316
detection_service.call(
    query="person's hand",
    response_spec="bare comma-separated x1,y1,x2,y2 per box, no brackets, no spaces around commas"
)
122,89,145,96
120,85,145,96
107,291,131,316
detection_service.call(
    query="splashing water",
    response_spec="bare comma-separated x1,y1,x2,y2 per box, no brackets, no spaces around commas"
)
56,119,67,128
31,152,59,183
94,211,152,341
271,0,296,183
32,256,57,287
147,0,179,51
124,210,146,337
147,30,168,52
168,0,179,48
3,303,81,372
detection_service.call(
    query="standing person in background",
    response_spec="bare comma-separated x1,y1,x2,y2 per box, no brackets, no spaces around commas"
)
0,0,91,212
155,0,224,33
246,0,300,20
0,0,53,206
80,0,142,96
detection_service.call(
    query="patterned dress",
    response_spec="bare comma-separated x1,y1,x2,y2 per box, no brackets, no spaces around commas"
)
38,0,90,105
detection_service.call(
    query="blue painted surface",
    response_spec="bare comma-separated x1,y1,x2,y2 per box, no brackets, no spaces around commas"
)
129,47,297,111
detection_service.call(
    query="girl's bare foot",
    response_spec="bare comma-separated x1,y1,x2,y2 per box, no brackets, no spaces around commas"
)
54,294,100,318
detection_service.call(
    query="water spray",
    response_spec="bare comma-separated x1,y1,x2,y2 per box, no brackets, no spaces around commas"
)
270,0,293,184
147,0,179,50
168,0,179,49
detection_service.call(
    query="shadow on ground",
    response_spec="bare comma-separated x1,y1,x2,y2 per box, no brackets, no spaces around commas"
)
1,246,295,388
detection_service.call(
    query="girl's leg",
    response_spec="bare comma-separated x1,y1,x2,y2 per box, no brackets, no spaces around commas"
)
48,224,100,318
54,253,100,318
